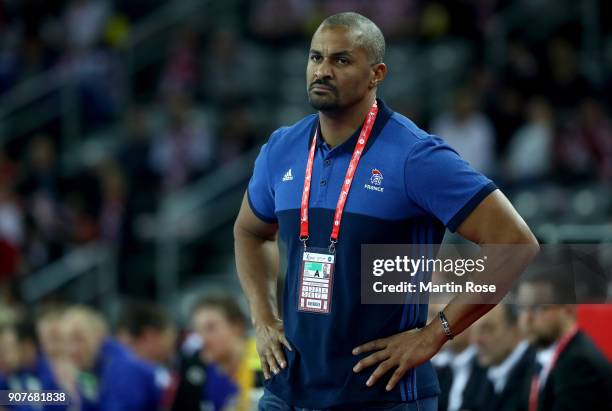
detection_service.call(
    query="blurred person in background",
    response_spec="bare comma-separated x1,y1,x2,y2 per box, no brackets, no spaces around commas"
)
97,162,126,245
36,305,79,401
115,300,176,366
0,182,23,278
159,26,200,97
218,103,258,165
64,0,109,51
541,38,593,110
517,267,612,411
0,316,69,410
203,29,264,103
504,97,554,186
150,94,214,193
18,135,64,271
172,295,263,411
62,305,163,411
555,97,612,183
431,322,486,411
115,300,177,408
432,88,496,175
471,304,535,411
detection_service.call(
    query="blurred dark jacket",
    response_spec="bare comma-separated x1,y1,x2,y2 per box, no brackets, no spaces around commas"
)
537,331,612,411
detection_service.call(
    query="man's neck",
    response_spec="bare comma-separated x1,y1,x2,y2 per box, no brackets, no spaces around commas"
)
319,94,376,148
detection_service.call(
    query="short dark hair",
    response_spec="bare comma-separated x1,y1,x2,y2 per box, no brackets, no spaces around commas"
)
319,12,386,64
522,255,576,303
116,301,173,337
191,295,247,328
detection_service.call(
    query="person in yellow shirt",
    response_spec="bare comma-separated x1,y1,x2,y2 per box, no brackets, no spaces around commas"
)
172,295,263,411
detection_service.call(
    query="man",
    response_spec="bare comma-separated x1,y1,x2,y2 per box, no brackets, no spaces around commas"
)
36,305,80,405
115,301,178,409
62,305,162,411
0,317,68,411
472,304,535,411
115,301,177,366
431,321,486,411
234,12,538,410
172,295,263,411
517,269,612,411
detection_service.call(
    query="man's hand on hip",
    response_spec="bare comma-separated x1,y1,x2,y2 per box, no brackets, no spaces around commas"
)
255,318,292,379
352,322,446,391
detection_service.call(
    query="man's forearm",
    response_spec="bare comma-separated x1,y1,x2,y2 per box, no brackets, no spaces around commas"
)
234,226,280,325
427,240,540,344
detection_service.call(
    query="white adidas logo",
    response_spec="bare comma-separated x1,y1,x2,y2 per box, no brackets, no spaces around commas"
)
282,168,293,182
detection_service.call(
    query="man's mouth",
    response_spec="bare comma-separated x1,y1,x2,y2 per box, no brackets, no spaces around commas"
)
310,83,335,93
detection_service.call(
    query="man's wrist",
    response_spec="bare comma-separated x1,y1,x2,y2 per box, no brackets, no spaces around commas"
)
251,306,280,328
438,311,454,341
424,315,450,348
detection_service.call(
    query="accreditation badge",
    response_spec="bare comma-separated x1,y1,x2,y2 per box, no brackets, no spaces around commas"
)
297,248,335,314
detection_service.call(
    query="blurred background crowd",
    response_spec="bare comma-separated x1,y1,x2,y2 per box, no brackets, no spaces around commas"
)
0,0,611,409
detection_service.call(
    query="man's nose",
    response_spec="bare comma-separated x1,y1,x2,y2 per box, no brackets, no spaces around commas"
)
315,58,333,79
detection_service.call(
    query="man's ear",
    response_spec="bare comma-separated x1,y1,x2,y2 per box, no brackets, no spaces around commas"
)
370,63,387,88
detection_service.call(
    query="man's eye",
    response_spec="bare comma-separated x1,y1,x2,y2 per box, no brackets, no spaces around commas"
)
310,55,322,62
337,57,350,65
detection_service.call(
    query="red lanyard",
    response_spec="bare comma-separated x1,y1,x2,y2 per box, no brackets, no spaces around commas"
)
299,100,379,251
528,326,578,411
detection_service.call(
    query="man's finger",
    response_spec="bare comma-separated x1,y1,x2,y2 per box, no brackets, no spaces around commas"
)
365,360,394,387
260,355,271,379
271,343,287,369
385,365,407,391
280,334,293,351
353,350,390,372
352,338,387,355
266,351,281,374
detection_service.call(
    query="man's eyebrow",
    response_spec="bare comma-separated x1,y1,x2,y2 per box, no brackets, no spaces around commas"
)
309,49,354,56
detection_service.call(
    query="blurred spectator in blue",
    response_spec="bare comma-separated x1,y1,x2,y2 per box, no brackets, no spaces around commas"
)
36,305,79,400
59,0,116,126
115,301,177,409
432,89,496,175
556,97,612,183
151,94,213,193
62,305,162,411
0,317,70,410
115,301,177,367
505,97,554,185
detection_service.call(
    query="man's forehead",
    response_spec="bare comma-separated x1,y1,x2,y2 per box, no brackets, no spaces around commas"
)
310,25,365,54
